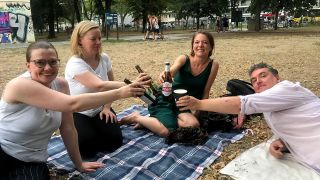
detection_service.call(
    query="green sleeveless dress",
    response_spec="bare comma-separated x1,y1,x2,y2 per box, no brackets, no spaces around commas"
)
148,55,213,132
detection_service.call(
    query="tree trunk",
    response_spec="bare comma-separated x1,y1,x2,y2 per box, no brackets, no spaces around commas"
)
74,0,81,22
274,11,279,30
196,16,200,30
48,0,55,38
254,11,261,32
104,0,112,36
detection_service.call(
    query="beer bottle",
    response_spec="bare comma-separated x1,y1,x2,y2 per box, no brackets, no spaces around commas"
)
135,65,159,96
124,78,156,105
161,62,173,101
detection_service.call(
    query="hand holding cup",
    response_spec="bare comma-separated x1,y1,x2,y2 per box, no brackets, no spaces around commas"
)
176,95,199,111
173,89,188,105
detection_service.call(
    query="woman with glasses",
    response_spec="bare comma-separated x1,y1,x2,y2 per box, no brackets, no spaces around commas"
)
65,20,150,158
0,41,147,179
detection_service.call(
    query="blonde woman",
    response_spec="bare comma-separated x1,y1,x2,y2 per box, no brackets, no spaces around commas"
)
65,20,150,157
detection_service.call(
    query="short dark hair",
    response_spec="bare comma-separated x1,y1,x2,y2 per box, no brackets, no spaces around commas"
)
190,31,215,57
248,62,279,76
26,41,58,62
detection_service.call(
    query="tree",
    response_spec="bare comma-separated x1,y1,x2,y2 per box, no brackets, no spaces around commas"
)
173,0,228,30
292,0,316,17
249,0,317,31
30,0,48,35
266,0,315,30
229,0,246,28
249,0,269,31
81,0,97,20
113,0,131,30
48,0,56,38
127,0,167,33
73,0,82,22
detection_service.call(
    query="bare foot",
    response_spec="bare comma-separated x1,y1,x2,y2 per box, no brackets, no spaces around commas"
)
119,111,140,125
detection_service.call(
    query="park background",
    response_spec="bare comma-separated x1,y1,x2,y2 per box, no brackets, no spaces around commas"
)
1,0,320,43
0,0,320,179
1,27,319,179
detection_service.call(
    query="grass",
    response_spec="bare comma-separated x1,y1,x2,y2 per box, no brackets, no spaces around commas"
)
1,26,320,179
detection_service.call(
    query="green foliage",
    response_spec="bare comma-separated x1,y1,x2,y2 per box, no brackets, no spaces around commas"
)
30,0,49,30
248,0,317,31
173,0,229,20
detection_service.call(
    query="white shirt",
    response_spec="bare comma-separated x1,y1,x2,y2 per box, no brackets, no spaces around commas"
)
240,80,320,173
0,72,62,162
65,53,112,117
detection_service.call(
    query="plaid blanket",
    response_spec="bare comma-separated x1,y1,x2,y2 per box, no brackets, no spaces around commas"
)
47,105,244,179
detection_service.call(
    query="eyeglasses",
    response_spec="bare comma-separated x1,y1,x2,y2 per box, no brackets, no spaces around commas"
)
30,59,60,68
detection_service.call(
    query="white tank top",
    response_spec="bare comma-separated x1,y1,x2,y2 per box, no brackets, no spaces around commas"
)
0,72,62,162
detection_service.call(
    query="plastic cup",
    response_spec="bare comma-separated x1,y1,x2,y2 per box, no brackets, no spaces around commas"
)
173,89,188,102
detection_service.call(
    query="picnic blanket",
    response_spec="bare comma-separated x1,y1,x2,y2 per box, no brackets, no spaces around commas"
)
48,105,245,180
220,137,320,180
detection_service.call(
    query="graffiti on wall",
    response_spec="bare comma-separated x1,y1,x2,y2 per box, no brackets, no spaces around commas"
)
0,0,34,43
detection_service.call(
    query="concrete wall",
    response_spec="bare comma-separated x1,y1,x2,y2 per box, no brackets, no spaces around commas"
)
0,0,35,43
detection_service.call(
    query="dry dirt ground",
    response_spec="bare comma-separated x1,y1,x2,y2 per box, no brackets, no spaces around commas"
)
0,28,319,179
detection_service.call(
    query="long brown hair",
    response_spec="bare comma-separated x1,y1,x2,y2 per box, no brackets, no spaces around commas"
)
190,31,215,57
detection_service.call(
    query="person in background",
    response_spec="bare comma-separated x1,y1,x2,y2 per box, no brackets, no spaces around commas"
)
150,15,159,40
120,31,219,137
144,15,151,40
177,62,320,174
215,16,221,33
65,20,150,158
0,41,146,179
222,15,229,32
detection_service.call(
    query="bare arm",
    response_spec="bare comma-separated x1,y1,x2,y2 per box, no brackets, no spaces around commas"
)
74,70,124,92
60,112,105,172
202,61,219,99
3,77,146,113
159,55,186,83
58,82,104,172
177,95,241,115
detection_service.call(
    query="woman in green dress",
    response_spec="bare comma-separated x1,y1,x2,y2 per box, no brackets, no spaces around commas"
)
121,31,219,137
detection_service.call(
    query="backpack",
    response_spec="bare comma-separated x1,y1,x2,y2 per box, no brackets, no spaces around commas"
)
226,79,254,96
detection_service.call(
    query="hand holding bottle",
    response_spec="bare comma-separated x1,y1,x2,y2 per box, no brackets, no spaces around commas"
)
135,65,159,96
124,79,156,105
162,62,173,101
158,71,166,83
119,81,146,98
134,73,151,85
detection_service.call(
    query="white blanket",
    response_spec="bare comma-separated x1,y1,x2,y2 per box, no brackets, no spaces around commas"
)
220,138,320,180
